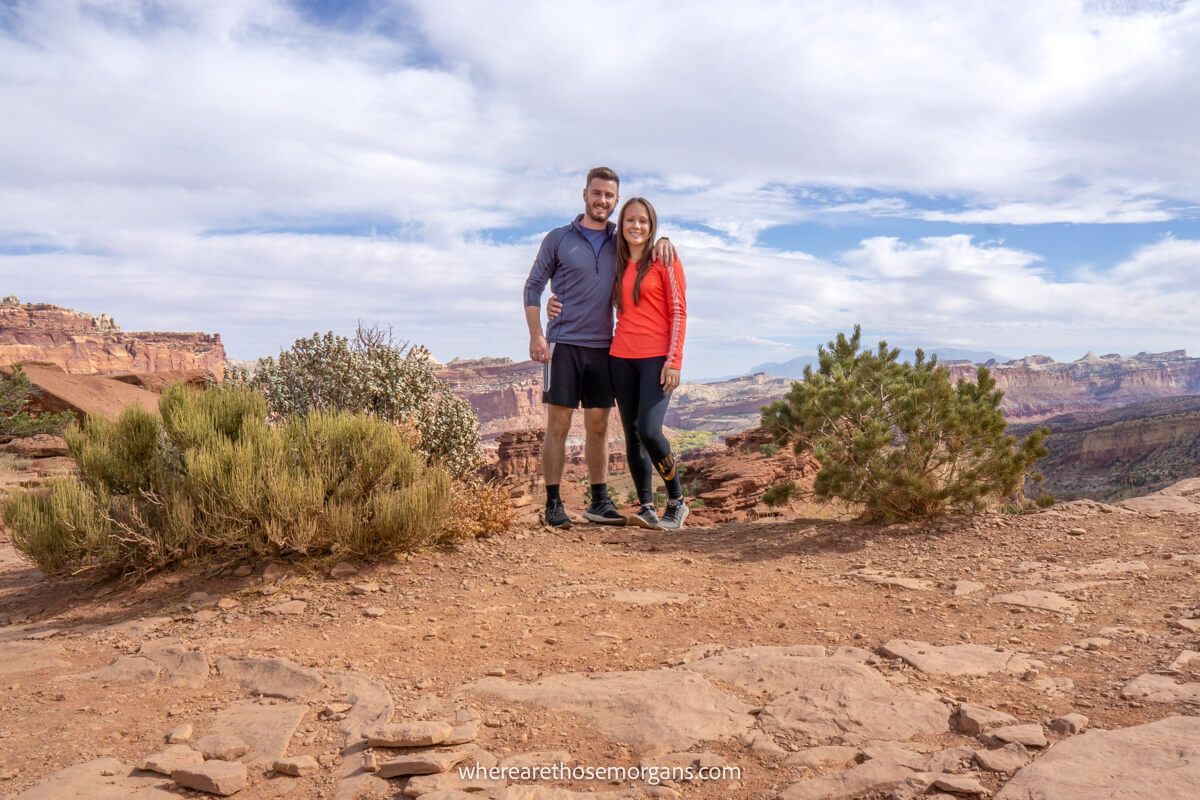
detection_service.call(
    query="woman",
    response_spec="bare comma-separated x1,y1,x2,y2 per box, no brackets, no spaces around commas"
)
608,197,688,529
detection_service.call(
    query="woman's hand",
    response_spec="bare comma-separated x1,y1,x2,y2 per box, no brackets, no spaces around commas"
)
661,366,681,392
653,238,677,266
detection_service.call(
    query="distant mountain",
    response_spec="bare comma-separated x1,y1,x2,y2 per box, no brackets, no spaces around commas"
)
750,347,1012,378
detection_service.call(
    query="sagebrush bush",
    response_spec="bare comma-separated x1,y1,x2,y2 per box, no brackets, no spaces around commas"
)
762,325,1049,522
232,325,483,479
3,384,452,578
0,366,75,438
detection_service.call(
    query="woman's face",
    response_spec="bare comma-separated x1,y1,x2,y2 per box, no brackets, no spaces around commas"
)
622,202,651,249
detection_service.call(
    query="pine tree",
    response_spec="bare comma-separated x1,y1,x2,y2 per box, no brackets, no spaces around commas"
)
762,326,1049,521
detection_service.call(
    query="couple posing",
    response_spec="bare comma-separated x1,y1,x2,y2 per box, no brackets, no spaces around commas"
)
523,166,688,531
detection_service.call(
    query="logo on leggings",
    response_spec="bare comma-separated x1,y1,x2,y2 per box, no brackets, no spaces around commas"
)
655,454,676,481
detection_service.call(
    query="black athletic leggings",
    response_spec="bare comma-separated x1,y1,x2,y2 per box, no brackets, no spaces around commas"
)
609,355,682,504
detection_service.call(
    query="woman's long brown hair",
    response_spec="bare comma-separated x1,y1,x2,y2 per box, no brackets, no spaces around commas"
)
613,197,658,312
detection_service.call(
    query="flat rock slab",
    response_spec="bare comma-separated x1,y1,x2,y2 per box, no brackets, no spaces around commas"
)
974,742,1031,775
1073,558,1149,576
273,755,319,776
680,645,864,698
786,745,861,770
57,655,161,684
138,639,209,688
880,640,1038,676
401,771,508,797
208,701,309,767
988,590,1078,615
495,789,646,799
954,703,1018,735
846,570,934,591
0,640,70,674
950,580,986,596
986,724,1048,748
15,757,178,799
172,760,247,796
327,671,394,739
609,589,693,605
328,672,395,800
367,720,453,747
753,659,950,745
1120,673,1200,704
378,748,470,777
216,655,323,700
995,716,1200,800
468,669,754,756
138,744,205,776
779,758,918,800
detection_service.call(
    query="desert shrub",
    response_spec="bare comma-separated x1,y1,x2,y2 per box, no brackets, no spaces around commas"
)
762,481,796,508
236,325,483,479
3,384,451,578
0,366,74,438
1035,493,1056,508
762,325,1049,523
759,442,780,457
439,480,516,540
669,429,714,454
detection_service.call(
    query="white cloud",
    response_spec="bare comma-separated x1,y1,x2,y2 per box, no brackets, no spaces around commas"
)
2,0,1199,376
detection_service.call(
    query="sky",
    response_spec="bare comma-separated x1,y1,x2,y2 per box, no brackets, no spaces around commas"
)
2,0,1199,380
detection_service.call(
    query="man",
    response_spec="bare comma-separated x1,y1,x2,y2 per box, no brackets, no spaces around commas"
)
523,166,674,528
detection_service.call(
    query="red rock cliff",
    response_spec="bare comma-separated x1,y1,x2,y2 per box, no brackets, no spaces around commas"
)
0,298,226,379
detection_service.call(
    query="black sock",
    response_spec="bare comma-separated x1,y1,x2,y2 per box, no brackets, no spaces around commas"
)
666,477,683,502
546,484,561,504
590,483,608,503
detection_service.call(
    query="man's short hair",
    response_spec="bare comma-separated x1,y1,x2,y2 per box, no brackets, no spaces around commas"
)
586,166,619,187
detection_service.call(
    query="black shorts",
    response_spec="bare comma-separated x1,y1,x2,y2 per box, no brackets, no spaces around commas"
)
542,343,615,409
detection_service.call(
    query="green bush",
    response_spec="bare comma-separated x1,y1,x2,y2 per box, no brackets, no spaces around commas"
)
232,325,483,479
759,442,780,457
762,481,796,508
3,384,451,578
669,429,714,454
0,366,74,438
762,325,1049,522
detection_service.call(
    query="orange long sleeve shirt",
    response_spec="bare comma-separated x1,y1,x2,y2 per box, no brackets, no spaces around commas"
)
609,257,687,370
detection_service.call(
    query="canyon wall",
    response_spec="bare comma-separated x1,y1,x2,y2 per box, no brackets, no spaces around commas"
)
0,298,226,379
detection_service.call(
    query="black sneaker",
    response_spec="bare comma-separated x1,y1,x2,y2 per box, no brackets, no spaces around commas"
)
627,505,662,530
583,495,626,525
660,499,689,530
543,499,572,529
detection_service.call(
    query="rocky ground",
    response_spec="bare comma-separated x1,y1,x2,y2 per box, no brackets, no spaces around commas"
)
1,490,1199,799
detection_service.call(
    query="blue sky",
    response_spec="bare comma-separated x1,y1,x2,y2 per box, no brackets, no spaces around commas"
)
2,0,1199,379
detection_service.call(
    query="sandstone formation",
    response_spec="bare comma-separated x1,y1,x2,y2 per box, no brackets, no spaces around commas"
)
1012,395,1200,501
11,363,160,422
953,350,1200,423
682,427,817,522
437,358,545,439
0,298,225,379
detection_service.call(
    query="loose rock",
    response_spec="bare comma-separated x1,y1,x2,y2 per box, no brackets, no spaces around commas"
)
171,761,247,796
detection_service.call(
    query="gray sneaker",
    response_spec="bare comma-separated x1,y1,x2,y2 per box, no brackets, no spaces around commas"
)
583,495,627,525
660,499,689,530
627,505,662,530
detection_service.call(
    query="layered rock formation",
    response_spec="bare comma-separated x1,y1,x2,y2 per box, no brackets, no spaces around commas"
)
444,351,1200,443
0,298,226,379
948,350,1200,423
682,427,818,522
1011,395,1200,501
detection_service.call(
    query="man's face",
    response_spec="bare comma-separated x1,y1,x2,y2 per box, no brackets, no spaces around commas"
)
582,178,619,224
